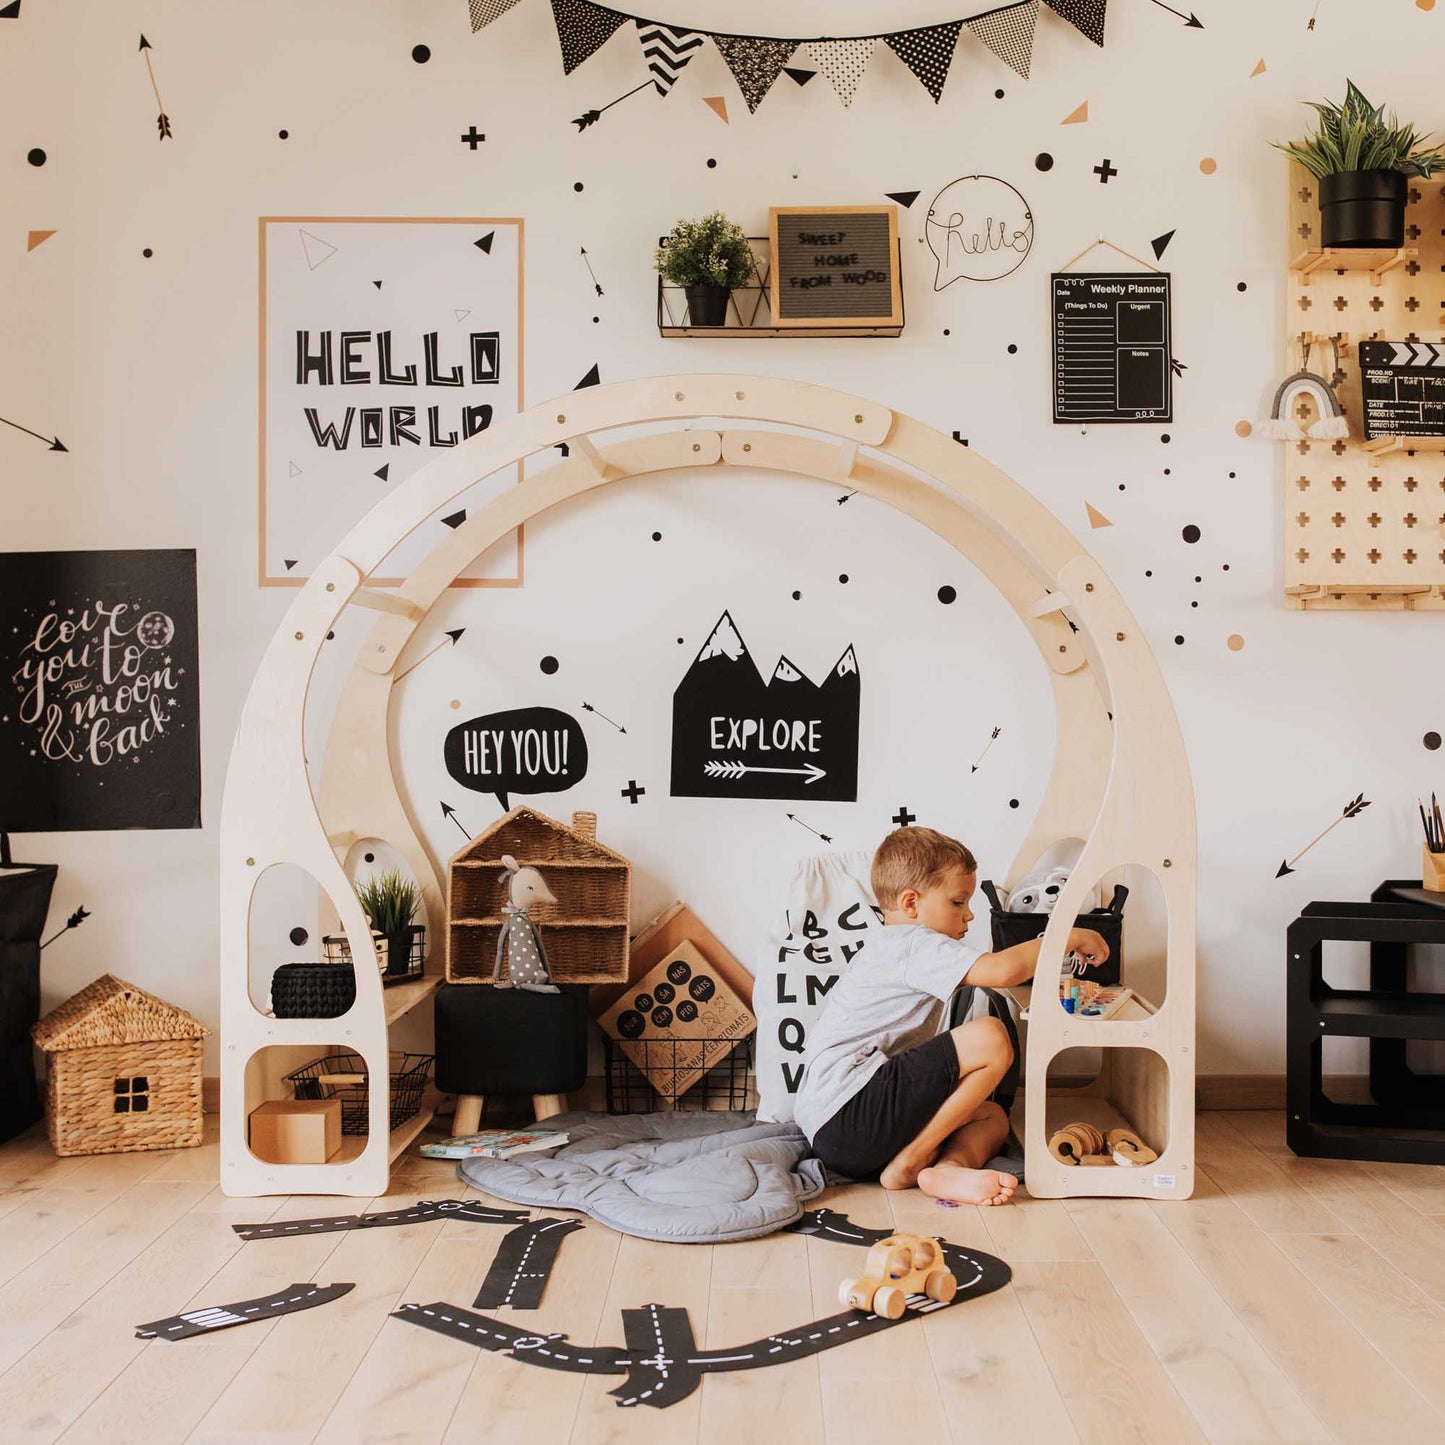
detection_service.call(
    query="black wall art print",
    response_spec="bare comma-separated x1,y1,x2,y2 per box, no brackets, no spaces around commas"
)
1052,272,1173,423
444,706,589,810
0,550,201,833
670,612,860,802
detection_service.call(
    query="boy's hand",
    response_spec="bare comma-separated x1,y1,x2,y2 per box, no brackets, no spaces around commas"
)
1065,928,1110,968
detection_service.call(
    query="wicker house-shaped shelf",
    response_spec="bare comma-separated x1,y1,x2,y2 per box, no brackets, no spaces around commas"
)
446,807,631,984
32,974,208,1157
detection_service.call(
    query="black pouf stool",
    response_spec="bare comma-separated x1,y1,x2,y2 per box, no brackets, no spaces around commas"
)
435,982,590,1134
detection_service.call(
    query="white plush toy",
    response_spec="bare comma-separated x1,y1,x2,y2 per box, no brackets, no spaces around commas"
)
492,855,559,993
1005,867,1100,915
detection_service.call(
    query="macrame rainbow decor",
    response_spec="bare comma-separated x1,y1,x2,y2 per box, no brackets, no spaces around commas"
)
1261,342,1349,441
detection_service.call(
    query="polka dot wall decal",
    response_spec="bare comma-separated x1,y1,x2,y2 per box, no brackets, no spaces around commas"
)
943,328,951,336
791,590,801,600
450,698,461,709
142,248,153,258
1009,799,1020,809
838,574,849,584
289,926,309,946
995,89,1005,99
1237,282,1247,291
27,148,45,166
1200,157,1217,175
278,129,289,140
1182,524,1201,543
1034,153,1054,171
937,585,957,604
593,316,600,323
1227,634,1245,652
1426,731,1441,750
1419,0,1435,11
677,636,685,644
364,852,375,863
539,656,559,675
651,531,661,541
1007,343,1018,354
412,44,431,63
573,181,584,192
1161,433,1172,444
706,158,717,168
1174,635,1185,645
1235,420,1253,437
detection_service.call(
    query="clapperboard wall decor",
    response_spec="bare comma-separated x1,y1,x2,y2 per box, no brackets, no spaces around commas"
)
1358,341,1445,441
1052,272,1173,424
768,206,902,330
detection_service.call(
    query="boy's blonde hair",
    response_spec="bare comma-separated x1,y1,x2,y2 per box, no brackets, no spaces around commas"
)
871,827,978,910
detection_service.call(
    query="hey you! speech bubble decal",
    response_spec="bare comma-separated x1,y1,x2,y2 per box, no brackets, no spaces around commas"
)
444,707,588,810
670,612,859,802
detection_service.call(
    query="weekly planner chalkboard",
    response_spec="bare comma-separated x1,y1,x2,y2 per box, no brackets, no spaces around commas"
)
768,206,902,329
1052,272,1173,424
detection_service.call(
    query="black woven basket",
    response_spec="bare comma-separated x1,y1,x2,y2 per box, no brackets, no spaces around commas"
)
271,961,356,1019
981,880,1126,987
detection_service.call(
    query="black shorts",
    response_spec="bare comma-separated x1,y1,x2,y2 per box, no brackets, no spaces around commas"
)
810,1032,960,1180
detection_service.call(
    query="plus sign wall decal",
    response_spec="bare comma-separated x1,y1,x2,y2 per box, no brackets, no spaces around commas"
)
460,126,486,149
892,806,916,827
621,780,646,804
1093,158,1118,183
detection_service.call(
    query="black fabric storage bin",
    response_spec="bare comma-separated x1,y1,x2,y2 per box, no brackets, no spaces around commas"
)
271,961,356,1018
981,880,1126,987
435,983,590,1096
0,863,57,1145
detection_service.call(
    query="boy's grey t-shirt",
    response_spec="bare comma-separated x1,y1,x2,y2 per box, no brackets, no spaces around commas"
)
792,923,983,1140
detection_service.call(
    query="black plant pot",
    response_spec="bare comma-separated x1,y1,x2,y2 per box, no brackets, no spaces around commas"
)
684,283,731,327
1319,169,1407,248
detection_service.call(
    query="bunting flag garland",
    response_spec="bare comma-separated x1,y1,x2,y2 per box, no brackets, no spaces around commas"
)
637,21,704,95
884,21,963,103
1044,0,1107,46
808,39,875,109
469,0,523,29
713,36,798,113
549,0,628,73
966,0,1039,79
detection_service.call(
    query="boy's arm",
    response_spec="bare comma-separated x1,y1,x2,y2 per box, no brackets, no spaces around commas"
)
961,928,1111,990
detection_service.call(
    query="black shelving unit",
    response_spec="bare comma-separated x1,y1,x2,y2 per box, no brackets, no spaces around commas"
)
1287,881,1445,1163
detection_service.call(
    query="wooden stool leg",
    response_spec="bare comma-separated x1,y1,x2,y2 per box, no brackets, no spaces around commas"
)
454,1094,484,1135
533,1093,566,1122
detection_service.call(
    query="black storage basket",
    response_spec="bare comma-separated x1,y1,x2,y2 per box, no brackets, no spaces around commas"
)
981,880,1126,987
271,961,356,1019
286,1051,433,1134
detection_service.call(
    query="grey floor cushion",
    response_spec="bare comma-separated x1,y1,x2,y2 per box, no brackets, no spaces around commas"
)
457,1110,827,1243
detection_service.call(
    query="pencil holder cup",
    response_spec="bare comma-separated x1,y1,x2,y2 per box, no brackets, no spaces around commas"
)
1424,846,1445,892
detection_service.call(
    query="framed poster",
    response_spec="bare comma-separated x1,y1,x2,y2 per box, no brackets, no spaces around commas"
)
1,549,201,832
260,216,524,587
768,205,902,330
1052,272,1172,424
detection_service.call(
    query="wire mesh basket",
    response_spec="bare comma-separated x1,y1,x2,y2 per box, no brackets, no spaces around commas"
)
603,1035,754,1114
285,1050,433,1134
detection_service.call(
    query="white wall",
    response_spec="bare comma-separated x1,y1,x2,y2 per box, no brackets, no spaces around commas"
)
5,0,1444,1076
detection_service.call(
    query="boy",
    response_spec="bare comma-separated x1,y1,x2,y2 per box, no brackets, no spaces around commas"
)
794,827,1109,1206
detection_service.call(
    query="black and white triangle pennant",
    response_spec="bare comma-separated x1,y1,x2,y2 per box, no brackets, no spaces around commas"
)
638,21,704,95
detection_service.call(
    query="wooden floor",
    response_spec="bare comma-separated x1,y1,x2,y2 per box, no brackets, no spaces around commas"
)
1,1111,1444,1443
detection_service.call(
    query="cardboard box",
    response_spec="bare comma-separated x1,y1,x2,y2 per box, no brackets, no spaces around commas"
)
591,900,754,1017
597,940,756,1101
248,1098,342,1164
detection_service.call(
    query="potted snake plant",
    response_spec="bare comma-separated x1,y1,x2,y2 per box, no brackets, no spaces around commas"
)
1275,81,1445,248
654,211,755,326
354,870,424,984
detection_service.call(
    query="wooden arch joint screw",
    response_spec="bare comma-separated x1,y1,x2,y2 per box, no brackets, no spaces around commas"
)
1085,583,1094,593
742,443,752,453
734,391,745,400
674,392,685,401
854,414,864,424
245,857,255,867
1115,631,1126,641
325,583,335,592
294,631,304,641
692,443,701,452
1163,859,1173,868
1058,645,1067,653
555,414,566,424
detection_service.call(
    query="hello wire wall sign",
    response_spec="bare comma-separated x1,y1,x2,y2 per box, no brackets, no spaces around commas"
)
467,0,1107,125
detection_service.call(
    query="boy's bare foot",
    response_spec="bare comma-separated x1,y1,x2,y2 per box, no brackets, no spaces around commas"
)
878,1156,927,1191
916,1162,1017,1206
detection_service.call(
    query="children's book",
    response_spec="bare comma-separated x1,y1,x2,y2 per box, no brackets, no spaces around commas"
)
421,1128,569,1160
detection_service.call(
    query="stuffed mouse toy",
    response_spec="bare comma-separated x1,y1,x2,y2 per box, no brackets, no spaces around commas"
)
492,855,559,993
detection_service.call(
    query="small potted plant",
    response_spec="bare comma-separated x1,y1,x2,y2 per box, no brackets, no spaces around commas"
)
654,211,755,327
354,870,424,984
1275,81,1445,248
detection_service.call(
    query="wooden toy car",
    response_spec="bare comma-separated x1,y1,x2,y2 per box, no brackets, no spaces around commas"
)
837,1232,957,1319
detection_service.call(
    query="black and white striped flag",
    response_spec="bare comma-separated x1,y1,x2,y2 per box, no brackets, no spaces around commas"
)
637,21,704,96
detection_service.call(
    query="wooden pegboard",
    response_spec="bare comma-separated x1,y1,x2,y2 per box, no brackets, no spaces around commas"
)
1284,161,1445,610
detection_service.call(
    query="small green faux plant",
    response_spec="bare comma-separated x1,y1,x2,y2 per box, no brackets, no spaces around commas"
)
1275,80,1445,179
355,870,420,935
653,211,755,288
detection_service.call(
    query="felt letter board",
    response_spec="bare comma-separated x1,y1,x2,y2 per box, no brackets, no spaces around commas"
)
0,549,201,832
1358,341,1445,441
1052,272,1173,423
768,206,902,329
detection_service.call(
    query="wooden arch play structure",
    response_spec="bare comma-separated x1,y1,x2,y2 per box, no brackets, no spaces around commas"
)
220,374,1197,1199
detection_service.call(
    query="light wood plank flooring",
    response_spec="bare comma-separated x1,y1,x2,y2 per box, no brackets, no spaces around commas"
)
0,1111,1442,1443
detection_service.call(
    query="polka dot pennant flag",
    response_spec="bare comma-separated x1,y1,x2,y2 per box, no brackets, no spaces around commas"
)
549,0,628,74
1044,0,1107,47
966,0,1039,81
884,20,963,103
713,35,798,113
468,0,523,31
807,38,875,108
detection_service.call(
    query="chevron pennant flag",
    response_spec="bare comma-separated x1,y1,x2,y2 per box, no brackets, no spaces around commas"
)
966,0,1039,79
885,20,963,103
550,0,628,73
713,36,798,113
808,38,875,108
1044,0,1107,46
637,21,704,95
468,0,523,30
